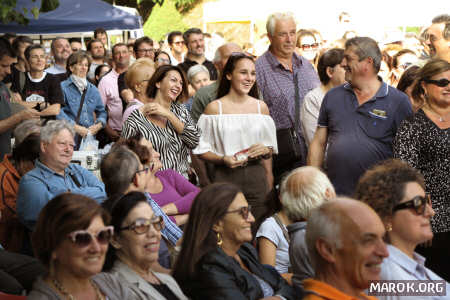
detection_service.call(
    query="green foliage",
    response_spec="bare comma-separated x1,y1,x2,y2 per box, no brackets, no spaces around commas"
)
143,0,188,42
0,0,59,25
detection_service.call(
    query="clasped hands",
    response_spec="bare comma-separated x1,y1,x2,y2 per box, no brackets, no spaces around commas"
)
224,144,272,169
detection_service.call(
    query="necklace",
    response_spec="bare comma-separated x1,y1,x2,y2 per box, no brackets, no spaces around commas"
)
52,277,103,300
424,106,450,122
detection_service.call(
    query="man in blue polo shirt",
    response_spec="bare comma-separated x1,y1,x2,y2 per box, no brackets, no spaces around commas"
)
307,37,413,196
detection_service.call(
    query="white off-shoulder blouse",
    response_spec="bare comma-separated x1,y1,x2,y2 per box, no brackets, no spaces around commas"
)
193,100,278,156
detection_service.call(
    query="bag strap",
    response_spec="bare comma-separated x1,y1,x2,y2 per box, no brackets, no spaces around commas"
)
293,72,300,138
75,88,88,125
273,213,290,243
1,169,16,215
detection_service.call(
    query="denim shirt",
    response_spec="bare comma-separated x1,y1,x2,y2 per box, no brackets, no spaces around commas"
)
17,160,106,230
57,77,107,128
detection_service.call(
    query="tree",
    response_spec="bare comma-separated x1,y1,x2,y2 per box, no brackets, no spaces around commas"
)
144,0,188,41
0,0,60,25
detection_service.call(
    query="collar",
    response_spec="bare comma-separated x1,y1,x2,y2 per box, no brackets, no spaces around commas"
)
386,244,426,275
265,49,303,71
343,77,389,101
34,159,71,179
303,278,376,300
27,71,47,82
113,260,166,293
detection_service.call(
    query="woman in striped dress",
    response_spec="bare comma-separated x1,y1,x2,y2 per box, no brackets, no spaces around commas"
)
122,65,200,179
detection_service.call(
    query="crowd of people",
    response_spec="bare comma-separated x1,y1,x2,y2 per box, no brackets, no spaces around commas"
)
0,9,449,300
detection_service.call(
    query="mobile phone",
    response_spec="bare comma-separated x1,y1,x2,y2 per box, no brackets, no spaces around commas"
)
234,148,249,161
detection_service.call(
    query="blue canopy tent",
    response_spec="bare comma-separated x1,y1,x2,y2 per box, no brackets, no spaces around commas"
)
0,0,142,34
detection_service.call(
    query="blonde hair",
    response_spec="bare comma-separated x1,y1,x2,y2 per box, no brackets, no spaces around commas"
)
125,58,156,92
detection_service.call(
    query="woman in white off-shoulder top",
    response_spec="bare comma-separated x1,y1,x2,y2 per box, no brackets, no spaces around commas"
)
193,53,278,230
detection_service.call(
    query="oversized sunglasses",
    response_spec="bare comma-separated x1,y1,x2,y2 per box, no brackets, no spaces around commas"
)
301,43,319,50
393,194,431,215
68,226,114,247
119,216,164,234
424,78,450,87
226,205,252,219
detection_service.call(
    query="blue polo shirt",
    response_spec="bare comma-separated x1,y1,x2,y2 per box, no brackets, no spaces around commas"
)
317,80,412,195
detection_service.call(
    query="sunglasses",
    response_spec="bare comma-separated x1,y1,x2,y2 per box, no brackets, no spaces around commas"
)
424,78,450,87
120,216,164,234
68,226,114,247
393,194,431,215
173,41,184,45
226,205,252,219
301,43,319,50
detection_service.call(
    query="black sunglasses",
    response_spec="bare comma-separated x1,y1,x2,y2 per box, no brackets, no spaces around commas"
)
68,226,114,247
393,194,431,215
119,216,164,234
226,205,252,219
424,78,450,87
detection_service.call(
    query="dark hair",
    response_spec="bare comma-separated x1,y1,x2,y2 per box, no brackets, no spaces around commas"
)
94,28,107,38
94,64,111,85
0,37,16,60
2,33,16,41
102,191,148,271
183,28,203,44
68,37,81,44
154,50,171,64
12,133,40,163
216,53,259,99
392,49,416,69
168,31,183,45
345,36,381,73
432,14,450,24
317,48,344,85
87,39,104,52
32,193,110,268
112,43,128,56
100,147,140,197
114,133,151,165
133,36,154,54
396,65,420,93
24,44,44,62
12,36,33,56
412,59,450,105
355,159,425,221
173,183,242,281
146,65,188,102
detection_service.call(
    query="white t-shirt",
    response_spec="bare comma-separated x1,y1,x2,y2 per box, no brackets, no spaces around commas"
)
256,216,291,274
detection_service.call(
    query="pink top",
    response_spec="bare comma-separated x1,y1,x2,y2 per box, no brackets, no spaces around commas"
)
149,169,199,223
98,69,123,131
122,99,144,127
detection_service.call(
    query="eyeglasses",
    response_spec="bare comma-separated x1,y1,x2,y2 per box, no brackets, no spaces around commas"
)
157,57,171,64
173,41,184,45
119,216,164,234
137,49,154,54
135,167,150,175
225,205,252,219
424,78,450,88
393,194,431,215
301,43,319,50
68,226,114,247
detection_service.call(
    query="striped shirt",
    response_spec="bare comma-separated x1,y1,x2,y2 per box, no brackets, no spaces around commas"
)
122,102,200,178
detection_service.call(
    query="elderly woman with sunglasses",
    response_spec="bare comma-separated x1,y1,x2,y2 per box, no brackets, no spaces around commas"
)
28,193,135,300
173,183,296,300
355,159,450,299
393,59,450,281
102,191,188,300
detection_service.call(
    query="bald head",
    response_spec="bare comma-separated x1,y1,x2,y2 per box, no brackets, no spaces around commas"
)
213,42,242,73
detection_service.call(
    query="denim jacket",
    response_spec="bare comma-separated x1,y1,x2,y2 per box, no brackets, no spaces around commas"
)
17,160,106,230
57,77,107,128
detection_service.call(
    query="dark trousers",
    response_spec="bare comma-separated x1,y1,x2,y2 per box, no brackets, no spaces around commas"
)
214,162,270,234
416,231,450,281
0,250,46,294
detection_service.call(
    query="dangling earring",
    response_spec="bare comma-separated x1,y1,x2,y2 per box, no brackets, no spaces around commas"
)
386,223,393,232
216,232,223,246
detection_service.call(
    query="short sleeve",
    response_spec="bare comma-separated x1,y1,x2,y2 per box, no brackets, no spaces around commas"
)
256,217,282,247
317,93,330,127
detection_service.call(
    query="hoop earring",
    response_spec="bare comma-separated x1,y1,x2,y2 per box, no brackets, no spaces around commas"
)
216,232,223,246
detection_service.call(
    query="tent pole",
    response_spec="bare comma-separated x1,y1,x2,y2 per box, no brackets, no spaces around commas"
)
40,35,43,44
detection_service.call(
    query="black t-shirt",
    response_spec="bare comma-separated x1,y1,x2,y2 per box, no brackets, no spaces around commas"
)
178,58,218,80
11,72,64,105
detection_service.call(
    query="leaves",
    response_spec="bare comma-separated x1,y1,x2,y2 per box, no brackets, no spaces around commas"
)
0,0,54,24
40,0,60,13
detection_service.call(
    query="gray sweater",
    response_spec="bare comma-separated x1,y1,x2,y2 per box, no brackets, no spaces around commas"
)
287,221,314,290
27,272,136,300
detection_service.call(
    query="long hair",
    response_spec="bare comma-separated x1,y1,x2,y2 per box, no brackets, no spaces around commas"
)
412,59,450,106
173,183,241,281
216,53,259,99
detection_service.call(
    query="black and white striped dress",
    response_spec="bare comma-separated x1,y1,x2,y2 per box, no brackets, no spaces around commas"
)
122,102,200,178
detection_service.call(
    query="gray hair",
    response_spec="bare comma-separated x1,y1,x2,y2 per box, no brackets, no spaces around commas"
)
280,166,335,221
266,12,295,36
187,64,210,84
40,120,75,143
345,36,382,73
100,147,140,197
305,200,343,269
14,119,41,145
